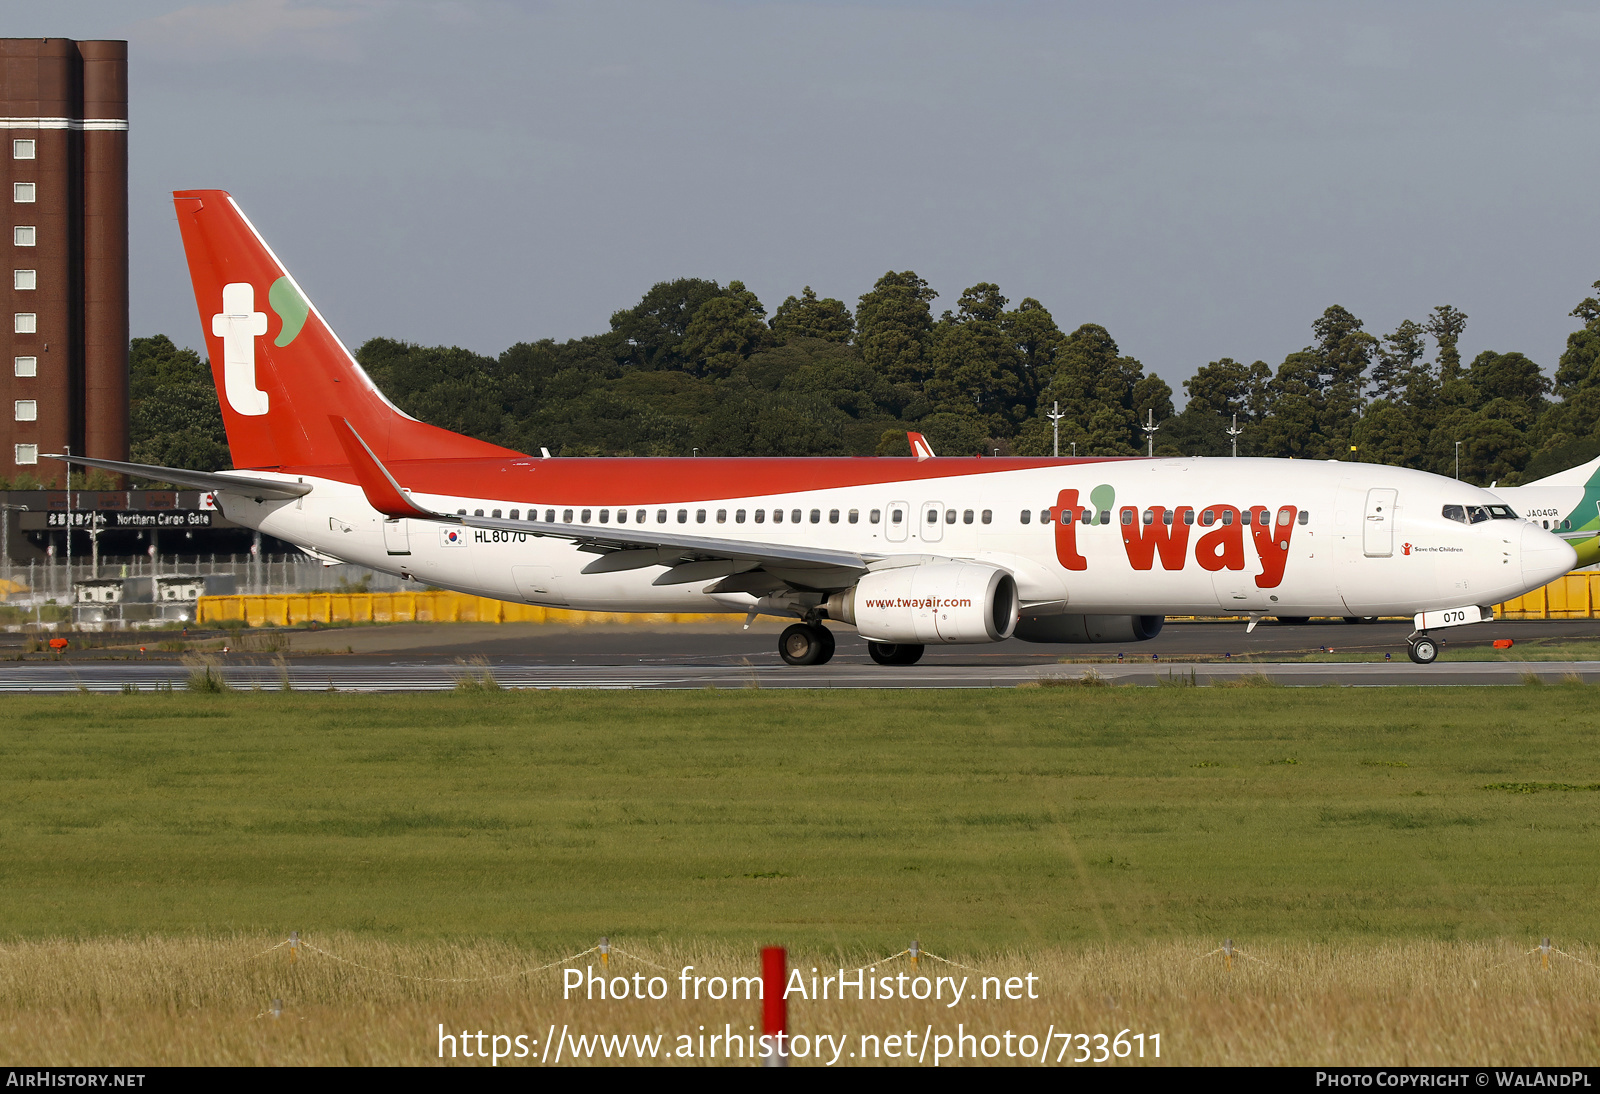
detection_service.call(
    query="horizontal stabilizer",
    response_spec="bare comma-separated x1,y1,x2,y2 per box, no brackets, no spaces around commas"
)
45,454,312,500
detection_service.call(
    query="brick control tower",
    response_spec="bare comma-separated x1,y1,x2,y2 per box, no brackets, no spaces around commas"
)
1,39,129,486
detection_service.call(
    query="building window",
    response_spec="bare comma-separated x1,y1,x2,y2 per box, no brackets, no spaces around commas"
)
13,139,35,160
14,313,35,333
13,183,35,203
14,400,36,421
14,356,36,377
14,270,35,290
13,226,35,247
14,443,37,465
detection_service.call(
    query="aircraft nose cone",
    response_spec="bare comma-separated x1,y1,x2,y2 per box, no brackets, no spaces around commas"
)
1522,522,1578,588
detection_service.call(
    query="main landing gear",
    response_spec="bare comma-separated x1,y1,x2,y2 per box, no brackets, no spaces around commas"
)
866,641,925,666
779,622,836,666
1406,633,1439,665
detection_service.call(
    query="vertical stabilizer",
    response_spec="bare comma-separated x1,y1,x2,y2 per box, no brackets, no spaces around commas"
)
173,190,520,471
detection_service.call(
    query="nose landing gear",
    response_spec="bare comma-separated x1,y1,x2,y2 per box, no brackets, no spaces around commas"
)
778,622,836,666
1406,633,1439,665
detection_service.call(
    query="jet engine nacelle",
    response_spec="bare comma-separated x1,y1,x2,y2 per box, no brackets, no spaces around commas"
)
1013,614,1165,644
827,563,1019,644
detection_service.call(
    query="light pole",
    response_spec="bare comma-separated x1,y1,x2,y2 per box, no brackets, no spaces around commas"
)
1454,440,1462,480
1226,413,1243,458
1047,400,1064,457
1141,408,1159,457
0,502,27,601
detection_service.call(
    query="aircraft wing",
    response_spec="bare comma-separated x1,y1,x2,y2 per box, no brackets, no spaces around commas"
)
46,453,313,501
328,417,877,589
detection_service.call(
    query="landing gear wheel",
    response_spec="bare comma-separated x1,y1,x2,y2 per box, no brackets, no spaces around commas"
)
1407,635,1439,665
867,642,925,666
779,623,834,666
812,624,836,665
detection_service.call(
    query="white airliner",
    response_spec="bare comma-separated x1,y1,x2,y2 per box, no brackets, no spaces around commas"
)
53,191,1578,666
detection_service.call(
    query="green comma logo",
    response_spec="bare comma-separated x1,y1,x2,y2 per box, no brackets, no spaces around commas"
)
269,276,310,347
1089,483,1115,525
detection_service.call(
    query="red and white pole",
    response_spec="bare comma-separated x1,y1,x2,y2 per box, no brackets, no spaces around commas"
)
762,946,787,1067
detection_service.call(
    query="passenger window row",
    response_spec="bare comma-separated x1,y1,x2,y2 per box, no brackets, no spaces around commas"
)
1022,507,1310,526
455,506,1001,527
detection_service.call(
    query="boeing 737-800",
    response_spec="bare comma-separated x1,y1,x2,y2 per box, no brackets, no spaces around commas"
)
53,191,1579,666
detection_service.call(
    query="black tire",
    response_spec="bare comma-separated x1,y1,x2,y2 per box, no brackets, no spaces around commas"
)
1276,616,1311,626
779,623,824,666
1407,636,1438,665
813,625,836,666
867,641,899,666
867,641,925,666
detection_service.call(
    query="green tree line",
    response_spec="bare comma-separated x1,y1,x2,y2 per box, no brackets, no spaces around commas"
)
93,273,1600,488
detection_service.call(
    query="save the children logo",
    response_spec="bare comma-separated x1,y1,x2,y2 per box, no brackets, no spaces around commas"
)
1402,542,1412,555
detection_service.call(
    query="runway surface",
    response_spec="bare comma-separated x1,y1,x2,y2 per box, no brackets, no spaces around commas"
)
2,619,1598,690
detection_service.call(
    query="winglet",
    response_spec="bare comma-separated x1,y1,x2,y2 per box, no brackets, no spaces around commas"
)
907,431,936,461
328,416,439,520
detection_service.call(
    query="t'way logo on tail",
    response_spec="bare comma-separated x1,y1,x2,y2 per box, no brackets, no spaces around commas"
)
213,282,269,416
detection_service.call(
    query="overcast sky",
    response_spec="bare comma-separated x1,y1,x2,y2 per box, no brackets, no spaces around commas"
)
7,1,1599,399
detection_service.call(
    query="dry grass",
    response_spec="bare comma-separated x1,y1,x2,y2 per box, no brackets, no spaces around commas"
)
1,936,1596,1066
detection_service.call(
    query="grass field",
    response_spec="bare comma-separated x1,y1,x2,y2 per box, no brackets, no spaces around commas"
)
3,688,1599,1065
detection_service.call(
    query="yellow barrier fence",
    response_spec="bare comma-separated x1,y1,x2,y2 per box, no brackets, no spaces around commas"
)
197,591,730,628
199,572,1600,628
1496,572,1600,620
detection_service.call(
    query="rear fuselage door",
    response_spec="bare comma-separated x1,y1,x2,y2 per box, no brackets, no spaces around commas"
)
921,501,945,543
383,518,411,556
886,501,909,542
1363,488,1398,558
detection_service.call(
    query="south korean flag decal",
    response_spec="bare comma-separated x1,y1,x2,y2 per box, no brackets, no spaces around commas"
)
441,528,467,547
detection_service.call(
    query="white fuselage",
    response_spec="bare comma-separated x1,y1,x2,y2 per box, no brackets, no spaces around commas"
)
216,458,1576,625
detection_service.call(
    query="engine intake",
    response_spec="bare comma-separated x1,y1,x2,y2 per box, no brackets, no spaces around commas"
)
1013,614,1165,644
827,563,1018,644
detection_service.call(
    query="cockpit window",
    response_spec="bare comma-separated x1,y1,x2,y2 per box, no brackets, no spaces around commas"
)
1488,505,1517,520
1441,504,1467,524
1467,505,1490,524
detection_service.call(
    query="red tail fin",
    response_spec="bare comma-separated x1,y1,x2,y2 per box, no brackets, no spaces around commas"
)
173,190,520,471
